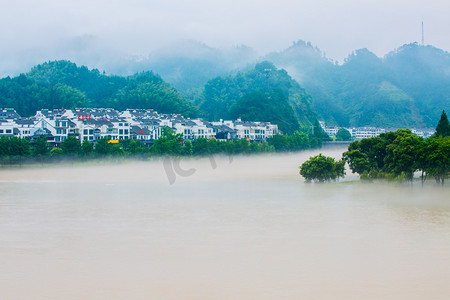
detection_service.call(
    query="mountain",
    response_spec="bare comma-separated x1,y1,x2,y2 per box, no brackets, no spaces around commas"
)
104,40,259,93
199,61,317,133
266,41,450,128
0,60,198,117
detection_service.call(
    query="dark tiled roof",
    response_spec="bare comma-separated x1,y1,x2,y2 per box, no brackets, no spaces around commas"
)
131,126,151,135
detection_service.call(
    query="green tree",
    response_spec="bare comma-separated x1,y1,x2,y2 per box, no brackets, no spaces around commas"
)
267,134,289,152
343,149,373,175
81,140,93,156
288,131,310,150
435,110,450,137
336,128,353,141
383,133,424,182
61,136,81,156
313,120,331,141
182,140,193,156
126,140,146,155
50,147,63,158
150,128,183,155
423,136,450,185
192,138,209,155
94,137,113,155
299,154,346,183
343,129,414,179
229,89,300,134
0,136,31,163
33,136,50,159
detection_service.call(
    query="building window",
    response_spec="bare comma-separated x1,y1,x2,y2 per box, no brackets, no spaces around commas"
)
124,129,128,134
6,129,11,134
89,130,93,135
119,129,123,134
83,129,88,135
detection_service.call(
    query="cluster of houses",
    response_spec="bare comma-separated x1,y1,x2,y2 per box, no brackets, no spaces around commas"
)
0,108,279,146
319,121,435,139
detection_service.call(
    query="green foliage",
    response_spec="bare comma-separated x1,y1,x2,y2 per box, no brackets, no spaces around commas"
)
435,110,450,137
336,128,353,141
94,137,114,155
268,41,450,128
33,136,50,158
267,131,319,152
50,147,63,158
200,61,317,128
384,133,424,181
422,136,450,185
192,138,209,155
81,140,93,156
343,125,449,184
61,136,81,156
343,149,373,175
0,61,197,118
0,136,31,164
124,140,147,155
180,137,275,156
299,153,346,183
229,89,300,134
313,120,331,141
113,73,197,118
182,140,193,156
343,129,421,181
150,128,183,155
267,134,290,152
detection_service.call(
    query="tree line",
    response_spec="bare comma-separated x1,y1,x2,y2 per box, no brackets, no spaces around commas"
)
300,110,450,184
0,61,197,118
0,129,322,165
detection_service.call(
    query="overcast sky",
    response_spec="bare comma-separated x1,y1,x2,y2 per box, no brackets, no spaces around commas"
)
1,0,449,76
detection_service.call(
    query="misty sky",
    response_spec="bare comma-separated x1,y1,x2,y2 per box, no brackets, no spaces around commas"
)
1,0,449,76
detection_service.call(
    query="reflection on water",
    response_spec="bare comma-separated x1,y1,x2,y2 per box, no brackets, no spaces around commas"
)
0,148,449,300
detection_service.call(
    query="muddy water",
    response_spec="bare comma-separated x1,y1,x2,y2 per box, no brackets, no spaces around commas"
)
1,148,449,300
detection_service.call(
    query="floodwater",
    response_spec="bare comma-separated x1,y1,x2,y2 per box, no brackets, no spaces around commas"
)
0,147,449,300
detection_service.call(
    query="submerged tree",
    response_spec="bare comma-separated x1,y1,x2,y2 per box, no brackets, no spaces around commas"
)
423,136,450,185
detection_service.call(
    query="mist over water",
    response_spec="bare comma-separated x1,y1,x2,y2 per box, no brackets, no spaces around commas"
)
1,147,449,300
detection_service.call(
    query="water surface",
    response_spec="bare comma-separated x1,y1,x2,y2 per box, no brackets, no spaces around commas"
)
1,148,449,300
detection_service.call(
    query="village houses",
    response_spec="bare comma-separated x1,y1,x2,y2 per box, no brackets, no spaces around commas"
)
0,108,280,146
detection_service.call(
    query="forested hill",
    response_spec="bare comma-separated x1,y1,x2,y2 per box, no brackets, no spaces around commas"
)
0,60,198,118
199,61,318,134
267,41,450,128
105,40,258,92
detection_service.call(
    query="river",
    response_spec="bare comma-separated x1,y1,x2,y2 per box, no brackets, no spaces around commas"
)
1,147,449,300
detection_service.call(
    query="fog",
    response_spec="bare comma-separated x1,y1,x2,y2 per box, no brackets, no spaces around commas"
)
1,149,450,299
1,0,450,77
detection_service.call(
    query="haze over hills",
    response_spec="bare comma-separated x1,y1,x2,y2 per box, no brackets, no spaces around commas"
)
267,41,450,128
0,40,449,130
101,39,449,129
199,61,317,133
0,60,198,118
